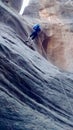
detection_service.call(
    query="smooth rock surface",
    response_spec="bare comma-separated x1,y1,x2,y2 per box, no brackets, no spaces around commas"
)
0,1,73,130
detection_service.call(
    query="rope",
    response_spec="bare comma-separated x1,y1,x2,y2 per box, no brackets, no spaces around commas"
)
41,44,49,60
37,36,73,115
58,76,73,115
25,36,49,55
39,36,73,115
13,33,73,115
16,33,49,59
39,36,73,114
36,36,48,60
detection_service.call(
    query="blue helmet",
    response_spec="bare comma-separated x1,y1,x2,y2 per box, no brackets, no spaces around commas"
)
33,24,41,32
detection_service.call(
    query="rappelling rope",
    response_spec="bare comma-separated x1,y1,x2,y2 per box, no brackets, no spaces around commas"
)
25,36,49,60
37,37,49,60
41,43,49,60
15,33,73,114
39,35,73,114
58,76,73,115
16,31,48,59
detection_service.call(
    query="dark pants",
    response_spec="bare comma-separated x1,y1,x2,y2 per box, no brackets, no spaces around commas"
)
30,31,37,40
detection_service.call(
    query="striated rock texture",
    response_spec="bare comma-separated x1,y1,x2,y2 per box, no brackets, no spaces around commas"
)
0,1,73,130
0,0,23,11
24,0,73,72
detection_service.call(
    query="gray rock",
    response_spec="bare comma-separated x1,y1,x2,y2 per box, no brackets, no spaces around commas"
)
0,1,73,130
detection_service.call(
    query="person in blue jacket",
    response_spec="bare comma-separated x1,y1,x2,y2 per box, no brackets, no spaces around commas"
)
30,24,41,40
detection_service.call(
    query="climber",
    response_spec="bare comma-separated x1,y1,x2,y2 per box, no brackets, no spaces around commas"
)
25,24,41,50
30,24,41,40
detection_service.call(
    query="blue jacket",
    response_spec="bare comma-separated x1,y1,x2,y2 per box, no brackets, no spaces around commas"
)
33,24,41,32
30,24,41,39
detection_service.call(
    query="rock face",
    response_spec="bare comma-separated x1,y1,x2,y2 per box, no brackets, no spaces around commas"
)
23,0,73,72
0,1,73,130
1,0,23,11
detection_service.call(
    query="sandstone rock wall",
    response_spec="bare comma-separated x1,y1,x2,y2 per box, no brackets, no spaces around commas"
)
1,0,73,71
24,0,73,72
